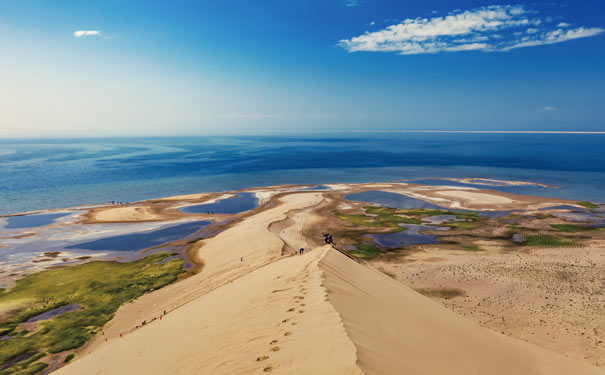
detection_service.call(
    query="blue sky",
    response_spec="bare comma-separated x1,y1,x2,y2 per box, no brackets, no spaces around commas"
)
0,0,603,136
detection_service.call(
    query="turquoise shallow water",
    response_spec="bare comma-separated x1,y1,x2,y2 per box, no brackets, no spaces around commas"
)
1,133,604,215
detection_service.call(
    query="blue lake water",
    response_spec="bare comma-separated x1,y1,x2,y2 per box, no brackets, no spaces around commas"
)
65,220,210,252
4,213,71,229
1,133,605,215
369,224,450,248
346,190,445,209
179,193,258,214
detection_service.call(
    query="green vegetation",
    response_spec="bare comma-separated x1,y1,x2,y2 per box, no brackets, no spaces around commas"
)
462,245,480,252
550,224,597,233
446,221,477,229
524,235,577,248
403,209,449,216
504,214,526,220
64,354,75,363
0,253,184,374
348,244,383,259
578,201,598,209
508,224,537,232
416,287,466,299
335,206,422,232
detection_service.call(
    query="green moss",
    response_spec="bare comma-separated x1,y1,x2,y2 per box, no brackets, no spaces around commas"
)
0,253,184,373
524,235,577,247
13,362,48,375
462,245,480,252
335,206,422,232
446,221,476,230
402,209,449,216
348,244,382,259
550,224,596,233
578,201,598,209
508,224,536,232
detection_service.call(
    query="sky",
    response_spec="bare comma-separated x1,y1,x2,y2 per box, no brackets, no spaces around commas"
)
0,0,604,137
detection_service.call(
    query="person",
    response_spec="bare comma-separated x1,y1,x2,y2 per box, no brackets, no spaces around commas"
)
299,248,304,254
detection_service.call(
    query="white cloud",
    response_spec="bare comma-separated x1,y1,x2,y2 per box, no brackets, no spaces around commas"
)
73,30,101,37
370,21,375,26
338,5,603,55
557,22,571,27
542,106,559,111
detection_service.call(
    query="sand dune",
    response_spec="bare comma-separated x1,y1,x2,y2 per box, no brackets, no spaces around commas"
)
320,249,605,375
56,191,605,375
56,247,362,375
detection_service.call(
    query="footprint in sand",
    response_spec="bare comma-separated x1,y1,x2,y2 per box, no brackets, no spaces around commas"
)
281,319,289,323
291,322,297,326
270,340,278,345
287,308,295,312
299,310,305,313
257,356,269,362
300,303,306,307
284,332,292,336
271,346,280,352
263,367,273,372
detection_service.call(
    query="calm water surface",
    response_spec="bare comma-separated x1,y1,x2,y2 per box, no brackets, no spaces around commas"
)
2,134,604,215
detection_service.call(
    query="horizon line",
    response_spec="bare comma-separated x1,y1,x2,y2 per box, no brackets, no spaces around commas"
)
1,129,605,139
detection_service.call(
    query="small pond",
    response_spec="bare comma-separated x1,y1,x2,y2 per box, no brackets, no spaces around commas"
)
65,220,210,252
368,224,450,248
346,190,444,210
26,304,81,323
3,212,71,229
179,193,258,214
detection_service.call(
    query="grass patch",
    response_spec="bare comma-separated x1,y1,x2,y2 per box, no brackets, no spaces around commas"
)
446,221,477,230
348,244,382,259
462,245,481,252
550,224,596,233
0,253,184,373
335,206,422,232
508,224,536,232
402,209,449,216
524,235,577,247
416,287,466,299
578,201,598,209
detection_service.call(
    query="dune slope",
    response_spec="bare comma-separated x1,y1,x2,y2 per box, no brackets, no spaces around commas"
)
320,249,605,375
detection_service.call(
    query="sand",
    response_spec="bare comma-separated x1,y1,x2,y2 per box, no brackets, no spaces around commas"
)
56,250,363,374
435,190,514,204
89,206,163,222
320,249,605,375
376,240,605,367
53,189,605,374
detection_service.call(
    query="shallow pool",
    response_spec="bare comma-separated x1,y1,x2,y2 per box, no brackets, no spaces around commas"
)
179,193,258,214
65,220,210,252
3,212,71,229
346,190,444,210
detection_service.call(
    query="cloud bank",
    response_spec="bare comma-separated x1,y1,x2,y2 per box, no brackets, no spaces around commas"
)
338,5,603,54
74,30,101,37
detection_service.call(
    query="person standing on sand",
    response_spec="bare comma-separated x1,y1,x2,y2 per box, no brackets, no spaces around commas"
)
299,248,304,254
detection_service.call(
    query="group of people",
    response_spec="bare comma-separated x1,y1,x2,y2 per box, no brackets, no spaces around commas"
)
323,233,334,245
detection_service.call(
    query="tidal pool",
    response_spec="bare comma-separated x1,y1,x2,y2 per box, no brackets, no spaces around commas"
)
369,224,450,248
179,193,258,214
65,220,210,252
26,304,81,323
346,190,444,210
3,212,71,229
